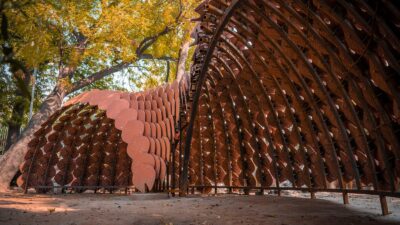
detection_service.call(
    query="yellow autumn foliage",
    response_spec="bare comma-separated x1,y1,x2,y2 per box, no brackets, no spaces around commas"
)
3,0,199,78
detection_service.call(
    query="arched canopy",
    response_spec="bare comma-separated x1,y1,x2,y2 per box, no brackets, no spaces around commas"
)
180,0,400,197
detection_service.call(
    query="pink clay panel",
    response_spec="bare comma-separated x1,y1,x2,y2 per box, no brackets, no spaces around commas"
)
151,123,157,138
145,110,151,122
131,164,156,192
155,139,161,157
138,100,145,110
151,100,158,110
156,124,162,139
144,122,151,137
169,115,175,137
166,102,172,117
97,93,121,110
151,110,157,123
156,97,163,108
160,137,166,160
163,137,171,161
167,89,174,102
145,93,152,101
171,99,176,117
156,109,162,122
106,99,129,119
159,159,166,181
160,121,167,138
138,110,146,121
153,155,161,177
131,151,155,167
127,136,150,153
89,90,111,105
162,94,169,108
130,99,139,110
161,106,167,121
149,137,156,154
157,86,164,97
114,108,138,130
136,94,144,102
145,101,152,110
121,120,144,142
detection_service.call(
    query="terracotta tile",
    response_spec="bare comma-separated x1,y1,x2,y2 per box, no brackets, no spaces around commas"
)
138,110,146,121
114,108,138,130
159,137,166,160
105,99,130,119
159,159,166,181
127,136,150,153
151,110,157,123
145,110,151,122
138,100,145,110
121,120,144,143
165,118,171,139
154,138,161,157
97,93,121,110
149,137,156,154
160,121,167,138
150,123,157,138
131,164,156,192
162,136,171,161
144,122,151,137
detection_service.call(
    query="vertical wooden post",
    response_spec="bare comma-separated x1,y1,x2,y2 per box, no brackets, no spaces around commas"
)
310,191,316,199
379,195,389,216
256,189,264,196
342,192,349,204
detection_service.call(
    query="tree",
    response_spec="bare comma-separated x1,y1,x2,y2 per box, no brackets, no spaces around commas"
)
0,0,197,190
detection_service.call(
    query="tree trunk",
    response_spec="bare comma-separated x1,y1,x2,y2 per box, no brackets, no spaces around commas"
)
175,41,190,82
5,65,32,151
4,90,28,151
0,86,65,191
5,124,21,151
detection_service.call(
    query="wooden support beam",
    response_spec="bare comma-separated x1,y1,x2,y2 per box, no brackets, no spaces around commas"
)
379,195,390,216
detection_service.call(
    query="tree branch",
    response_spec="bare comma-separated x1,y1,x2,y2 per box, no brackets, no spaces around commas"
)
139,53,177,61
136,26,171,56
68,62,130,94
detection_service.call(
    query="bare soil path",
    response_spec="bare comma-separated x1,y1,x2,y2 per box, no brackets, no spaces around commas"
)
0,191,399,225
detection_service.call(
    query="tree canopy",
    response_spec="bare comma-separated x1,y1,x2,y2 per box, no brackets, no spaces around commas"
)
0,0,197,126
0,0,197,154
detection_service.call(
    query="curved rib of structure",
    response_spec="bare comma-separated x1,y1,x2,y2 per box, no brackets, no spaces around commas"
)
16,0,400,198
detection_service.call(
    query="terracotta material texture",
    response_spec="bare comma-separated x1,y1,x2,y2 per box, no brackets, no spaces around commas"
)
19,77,188,193
181,0,400,196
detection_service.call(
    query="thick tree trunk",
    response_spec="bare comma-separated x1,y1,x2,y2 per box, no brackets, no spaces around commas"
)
175,41,190,82
4,94,27,151
0,87,65,191
5,65,32,151
5,124,21,151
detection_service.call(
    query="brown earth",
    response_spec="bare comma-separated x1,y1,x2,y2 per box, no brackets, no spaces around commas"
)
0,191,399,225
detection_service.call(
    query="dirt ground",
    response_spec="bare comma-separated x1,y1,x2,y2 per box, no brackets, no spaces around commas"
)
0,191,399,225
